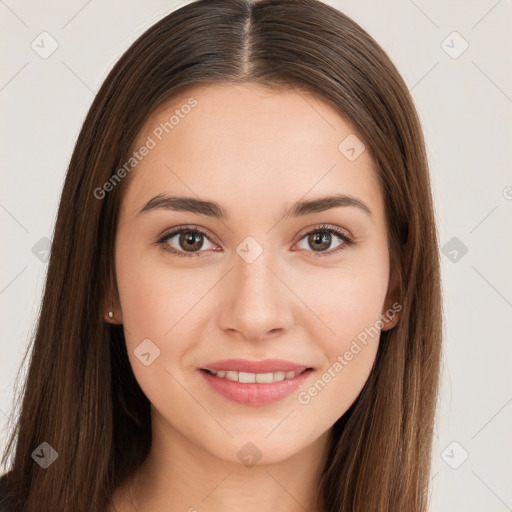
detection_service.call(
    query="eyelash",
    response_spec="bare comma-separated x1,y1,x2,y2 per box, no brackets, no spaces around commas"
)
156,224,354,258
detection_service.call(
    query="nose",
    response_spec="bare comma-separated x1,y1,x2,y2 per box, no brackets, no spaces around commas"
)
218,251,295,342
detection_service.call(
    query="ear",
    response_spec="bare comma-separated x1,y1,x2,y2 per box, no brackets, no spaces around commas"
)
380,264,402,332
103,283,123,325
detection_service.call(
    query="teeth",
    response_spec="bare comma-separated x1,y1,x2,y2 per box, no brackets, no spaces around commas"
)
256,372,273,383
226,371,238,381
206,369,305,383
239,371,256,383
273,371,285,382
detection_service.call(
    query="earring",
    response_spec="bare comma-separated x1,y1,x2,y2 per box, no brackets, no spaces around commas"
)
108,294,114,319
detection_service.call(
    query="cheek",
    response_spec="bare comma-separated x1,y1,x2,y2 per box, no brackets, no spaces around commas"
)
299,260,388,342
116,246,201,338
116,256,169,341
295,276,383,420
115,252,203,405
294,260,387,410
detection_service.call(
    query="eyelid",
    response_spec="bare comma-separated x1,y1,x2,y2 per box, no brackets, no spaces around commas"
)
296,223,352,242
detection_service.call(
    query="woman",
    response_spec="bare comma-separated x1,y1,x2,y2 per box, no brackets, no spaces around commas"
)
0,0,442,511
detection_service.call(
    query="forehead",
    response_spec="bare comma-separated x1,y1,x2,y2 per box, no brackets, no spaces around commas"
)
121,82,384,222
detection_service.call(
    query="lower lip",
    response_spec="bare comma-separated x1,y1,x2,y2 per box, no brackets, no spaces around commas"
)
199,369,314,406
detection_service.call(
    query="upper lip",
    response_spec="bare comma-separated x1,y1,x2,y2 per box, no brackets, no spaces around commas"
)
200,359,312,374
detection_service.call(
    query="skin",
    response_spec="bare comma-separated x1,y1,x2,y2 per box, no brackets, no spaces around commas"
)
106,82,401,512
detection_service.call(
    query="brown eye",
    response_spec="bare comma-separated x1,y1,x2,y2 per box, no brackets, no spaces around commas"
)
307,232,332,252
178,231,205,252
158,227,216,257
295,225,353,256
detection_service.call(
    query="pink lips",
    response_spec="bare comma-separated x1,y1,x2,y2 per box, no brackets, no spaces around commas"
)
198,358,313,406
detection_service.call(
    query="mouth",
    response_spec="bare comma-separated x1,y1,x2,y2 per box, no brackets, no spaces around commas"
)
197,359,314,406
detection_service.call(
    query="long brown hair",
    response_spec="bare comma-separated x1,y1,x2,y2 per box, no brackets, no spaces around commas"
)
1,1,443,510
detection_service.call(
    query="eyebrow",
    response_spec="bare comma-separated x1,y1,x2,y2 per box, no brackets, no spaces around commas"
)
137,193,372,220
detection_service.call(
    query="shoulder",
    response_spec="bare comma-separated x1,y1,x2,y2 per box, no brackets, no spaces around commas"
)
0,472,15,512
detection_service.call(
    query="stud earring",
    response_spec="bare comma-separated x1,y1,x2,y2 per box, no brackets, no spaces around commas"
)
108,294,114,319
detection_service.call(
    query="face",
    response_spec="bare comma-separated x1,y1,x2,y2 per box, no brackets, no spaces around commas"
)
107,82,400,465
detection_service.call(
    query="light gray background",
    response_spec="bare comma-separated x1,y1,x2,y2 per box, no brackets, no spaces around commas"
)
1,1,511,511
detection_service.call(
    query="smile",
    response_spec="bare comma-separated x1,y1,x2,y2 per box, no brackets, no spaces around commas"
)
198,362,314,406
